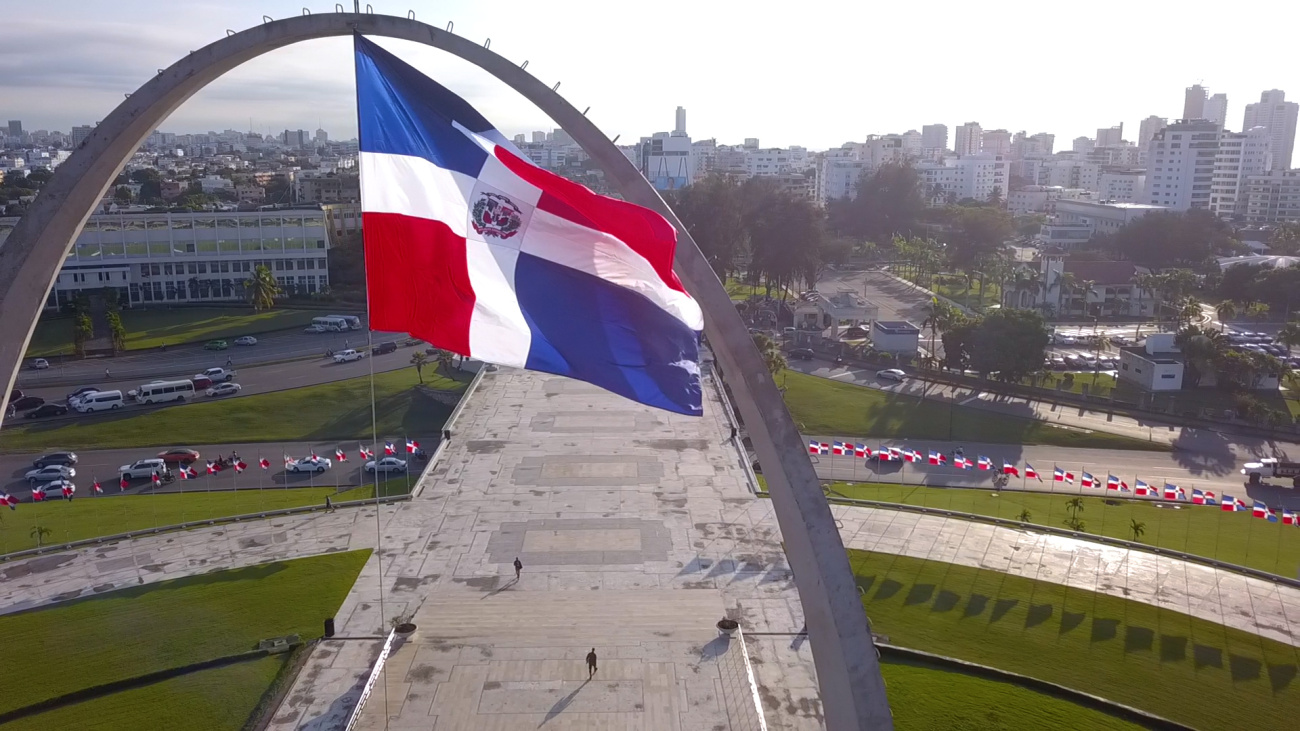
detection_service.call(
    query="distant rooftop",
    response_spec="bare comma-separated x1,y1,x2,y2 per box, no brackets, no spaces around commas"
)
874,320,920,335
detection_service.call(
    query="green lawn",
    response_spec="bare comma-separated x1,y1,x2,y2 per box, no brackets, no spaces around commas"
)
0,368,466,452
3,654,290,731
1028,371,1118,397
781,370,1165,451
0,487,356,555
0,549,370,717
26,307,324,356
829,482,1300,578
725,277,790,301
880,657,1142,730
902,272,1002,312
850,550,1299,730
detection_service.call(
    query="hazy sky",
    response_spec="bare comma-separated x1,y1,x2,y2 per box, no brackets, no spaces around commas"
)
3,0,1299,165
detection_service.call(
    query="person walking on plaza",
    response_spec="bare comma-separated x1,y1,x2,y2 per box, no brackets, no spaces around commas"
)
513,557,523,580
586,648,598,678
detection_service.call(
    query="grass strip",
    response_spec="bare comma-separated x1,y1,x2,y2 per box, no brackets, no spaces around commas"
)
27,308,324,356
850,549,1300,730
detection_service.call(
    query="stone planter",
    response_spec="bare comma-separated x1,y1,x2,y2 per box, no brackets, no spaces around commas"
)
394,622,417,638
716,618,739,637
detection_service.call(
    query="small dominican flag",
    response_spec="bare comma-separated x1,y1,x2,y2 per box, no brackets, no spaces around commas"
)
259,457,271,470
954,456,973,469
360,445,374,459
1080,472,1095,488
928,451,944,465
1118,481,1131,493
335,448,348,462
1282,509,1297,525
1106,475,1120,490
888,447,903,460
832,441,847,456
904,449,921,463
62,483,75,498
1191,489,1207,505
1163,484,1179,500
310,452,321,464
179,467,193,480
0,490,16,509
1054,467,1074,484
406,439,419,453
1252,501,1276,521
1002,461,1019,477
92,480,103,495
977,456,993,470
1221,495,1246,511
284,455,294,468
1024,464,1041,481
808,440,828,455
151,472,162,486
31,487,44,502
855,445,871,458
206,461,218,475
234,460,248,473
384,442,396,455
119,476,129,491
842,442,857,454
1201,491,1217,505
1135,479,1153,496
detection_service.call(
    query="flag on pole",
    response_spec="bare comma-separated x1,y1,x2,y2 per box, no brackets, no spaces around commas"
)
1106,475,1120,490
61,482,75,499
842,442,856,455
119,476,129,491
977,456,993,470
1053,467,1074,484
384,442,396,455
808,440,828,455
310,451,320,464
234,460,247,473
954,456,972,469
0,490,15,509
1024,464,1041,481
1252,501,1274,520
1191,489,1207,504
335,448,348,462
206,461,218,475
31,486,44,502
1202,491,1217,505
1221,494,1245,511
180,466,198,480
259,457,271,470
1118,480,1130,493
1135,479,1152,496
359,445,374,459
1163,484,1179,500
354,35,703,415
854,445,871,458
832,441,847,456
1002,461,1019,477
888,447,902,461
92,480,103,495
151,472,162,486
1080,472,1095,488
284,455,294,468
928,451,944,465
904,449,921,463
1282,509,1297,525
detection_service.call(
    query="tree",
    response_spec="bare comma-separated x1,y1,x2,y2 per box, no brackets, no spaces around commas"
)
113,186,133,204
1129,519,1146,543
921,298,958,361
668,174,748,280
742,178,825,298
1215,300,1238,327
1016,509,1032,523
244,265,281,311
1278,322,1300,349
967,308,1050,382
1177,297,1202,328
1099,210,1235,268
1245,301,1270,320
752,333,786,379
945,205,1014,270
409,351,428,383
827,162,925,243
30,525,52,547
940,318,978,372
106,311,127,353
1066,497,1085,520
1268,223,1300,255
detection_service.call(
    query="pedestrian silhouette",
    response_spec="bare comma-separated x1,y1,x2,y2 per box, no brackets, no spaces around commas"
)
586,648,597,678
513,557,523,580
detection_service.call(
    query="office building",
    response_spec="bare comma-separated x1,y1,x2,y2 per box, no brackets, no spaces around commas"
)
1142,119,1221,210
639,132,694,190
1096,125,1124,147
1072,136,1094,153
1184,84,1207,120
674,106,686,136
296,172,360,203
70,124,94,148
954,122,982,156
1244,170,1300,224
981,129,1012,157
0,210,332,310
1011,132,1054,159
921,124,948,151
1242,90,1298,170
1097,171,1146,202
1204,94,1228,127
6,120,21,139
1137,116,1167,150
1210,127,1271,218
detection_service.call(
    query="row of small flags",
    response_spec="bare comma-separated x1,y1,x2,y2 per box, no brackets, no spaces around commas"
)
1,440,423,508
808,439,1299,523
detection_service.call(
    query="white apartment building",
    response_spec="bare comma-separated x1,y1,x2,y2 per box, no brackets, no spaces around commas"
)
1072,136,1094,153
981,129,1012,157
638,132,695,191
1244,170,1300,224
1210,127,1272,219
1097,171,1146,203
1007,185,1092,215
1011,132,1054,159
1242,90,1299,171
954,122,982,157
921,124,948,151
746,147,812,176
1038,160,1099,191
1204,94,1228,127
0,210,332,310
1142,119,1220,210
1096,125,1124,147
1137,116,1167,158
817,157,870,206
917,154,1008,204
901,130,923,156
1054,199,1166,234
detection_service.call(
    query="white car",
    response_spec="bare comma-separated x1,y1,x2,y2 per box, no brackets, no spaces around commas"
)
333,349,365,363
1052,334,1077,346
119,458,169,480
32,358,49,370
26,465,75,483
303,324,326,333
234,336,258,346
287,457,331,473
365,457,408,474
206,382,242,397
876,368,906,382
195,367,236,382
37,480,75,499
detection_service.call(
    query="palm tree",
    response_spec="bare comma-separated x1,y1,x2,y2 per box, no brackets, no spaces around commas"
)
921,298,954,361
409,351,428,383
752,334,786,379
1215,300,1238,330
1066,497,1085,520
1129,519,1146,543
30,525,52,547
1175,326,1227,387
244,265,281,311
1278,322,1300,350
1053,270,1077,315
1016,509,1032,523
1177,297,1202,328
1246,301,1271,321
1079,279,1097,318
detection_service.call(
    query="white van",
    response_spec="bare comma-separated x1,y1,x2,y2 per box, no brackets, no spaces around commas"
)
134,379,196,404
311,316,350,332
76,390,124,412
329,314,363,330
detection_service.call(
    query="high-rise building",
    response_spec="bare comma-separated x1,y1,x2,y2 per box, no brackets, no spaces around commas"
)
1143,119,1221,210
674,106,686,136
70,125,94,148
1096,124,1124,147
1211,126,1271,218
1204,94,1228,128
981,129,1012,157
1072,136,1094,153
1137,116,1167,149
954,122,982,156
901,130,923,155
1244,170,1300,224
531,131,545,143
1242,90,1299,170
6,120,21,138
921,124,948,151
1184,84,1208,120
314,128,328,143
1011,132,1054,158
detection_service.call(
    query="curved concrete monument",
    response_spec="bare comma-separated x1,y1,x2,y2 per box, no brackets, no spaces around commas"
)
0,12,891,729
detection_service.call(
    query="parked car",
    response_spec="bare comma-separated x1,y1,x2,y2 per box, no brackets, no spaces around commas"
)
1052,334,1076,346
789,348,815,361
234,336,258,346
11,395,45,411
26,464,75,483
206,382,242,397
333,349,366,363
1063,355,1084,369
31,358,49,370
157,448,201,464
286,457,331,474
37,480,75,499
876,368,906,382
191,376,213,390
204,340,229,351
1049,356,1068,370
119,459,170,480
32,451,78,468
365,457,408,474
1110,336,1131,347
26,403,69,419
9,389,22,401
373,341,399,355
66,386,101,403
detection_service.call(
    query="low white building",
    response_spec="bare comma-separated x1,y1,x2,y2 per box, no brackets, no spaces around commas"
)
1053,199,1166,235
1097,171,1146,202
871,321,920,355
1118,335,1184,392
917,154,1008,204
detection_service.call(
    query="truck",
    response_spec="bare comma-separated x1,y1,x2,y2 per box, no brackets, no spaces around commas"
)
1241,458,1300,488
332,349,365,363
194,367,237,382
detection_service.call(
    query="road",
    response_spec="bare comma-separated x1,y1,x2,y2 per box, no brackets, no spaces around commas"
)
16,325,409,388
0,439,432,503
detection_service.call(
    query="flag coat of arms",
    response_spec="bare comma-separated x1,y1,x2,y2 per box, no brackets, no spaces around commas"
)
854,445,871,458
1135,479,1152,496
354,36,703,415
832,441,846,456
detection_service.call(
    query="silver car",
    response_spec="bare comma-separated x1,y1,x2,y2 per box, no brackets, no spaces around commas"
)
26,464,75,483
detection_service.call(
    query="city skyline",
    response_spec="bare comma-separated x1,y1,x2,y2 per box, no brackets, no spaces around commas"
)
2,0,1299,167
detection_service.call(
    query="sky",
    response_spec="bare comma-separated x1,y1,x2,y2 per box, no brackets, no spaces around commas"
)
3,0,1299,165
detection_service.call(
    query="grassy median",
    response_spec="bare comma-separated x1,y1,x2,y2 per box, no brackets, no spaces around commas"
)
0,368,465,452
850,550,1299,730
26,307,323,356
781,370,1166,451
0,550,370,721
829,482,1300,578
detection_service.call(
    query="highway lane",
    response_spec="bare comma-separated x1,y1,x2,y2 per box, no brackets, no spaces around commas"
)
0,440,431,503
804,436,1300,511
16,323,408,388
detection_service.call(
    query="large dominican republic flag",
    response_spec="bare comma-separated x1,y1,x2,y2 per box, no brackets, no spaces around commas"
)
354,36,704,415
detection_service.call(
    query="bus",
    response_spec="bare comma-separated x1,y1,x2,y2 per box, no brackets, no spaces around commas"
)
134,379,196,404
329,314,363,330
311,316,351,332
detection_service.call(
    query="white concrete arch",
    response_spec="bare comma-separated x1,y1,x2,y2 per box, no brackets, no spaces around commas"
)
0,13,890,728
